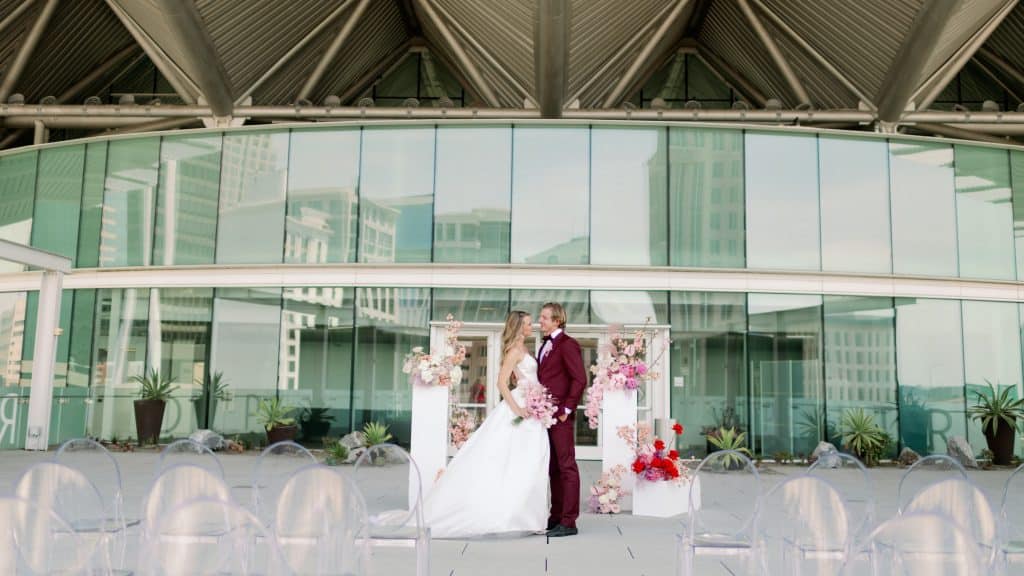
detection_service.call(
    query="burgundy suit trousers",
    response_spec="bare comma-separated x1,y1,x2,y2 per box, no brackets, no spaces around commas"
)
547,418,579,528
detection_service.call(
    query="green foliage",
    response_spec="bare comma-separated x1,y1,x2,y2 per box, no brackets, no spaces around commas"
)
253,398,296,432
968,380,1024,436
195,370,230,401
771,451,793,464
840,408,888,466
323,436,349,466
132,369,179,401
362,421,393,447
708,427,752,468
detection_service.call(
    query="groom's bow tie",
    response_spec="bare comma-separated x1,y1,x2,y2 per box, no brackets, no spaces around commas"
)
542,335,552,343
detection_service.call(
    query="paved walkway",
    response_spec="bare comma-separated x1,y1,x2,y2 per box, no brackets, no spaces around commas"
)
0,449,1016,575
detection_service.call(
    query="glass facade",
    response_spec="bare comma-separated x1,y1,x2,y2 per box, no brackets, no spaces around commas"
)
0,122,1023,458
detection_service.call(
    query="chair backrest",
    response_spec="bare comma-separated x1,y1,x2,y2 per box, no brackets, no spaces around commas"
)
352,443,423,536
251,441,318,525
0,496,96,575
141,464,232,540
141,497,293,576
54,438,125,518
761,474,850,548
841,512,983,576
688,449,761,545
1000,463,1024,554
156,439,224,479
897,454,968,513
903,477,997,565
274,464,369,575
806,452,875,539
14,461,107,533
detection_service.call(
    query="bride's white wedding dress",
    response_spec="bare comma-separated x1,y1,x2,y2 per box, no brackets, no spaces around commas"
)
425,353,550,538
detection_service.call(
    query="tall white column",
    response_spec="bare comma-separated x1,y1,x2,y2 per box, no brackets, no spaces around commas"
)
24,270,64,450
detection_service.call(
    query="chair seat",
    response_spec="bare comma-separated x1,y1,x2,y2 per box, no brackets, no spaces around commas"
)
690,534,755,552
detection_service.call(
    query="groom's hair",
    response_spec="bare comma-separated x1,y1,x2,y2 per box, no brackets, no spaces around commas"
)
541,302,567,328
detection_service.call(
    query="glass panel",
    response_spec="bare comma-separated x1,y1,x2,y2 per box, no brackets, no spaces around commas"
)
286,129,360,264
575,335,599,448
87,288,150,441
153,288,213,434
353,287,431,444
359,127,434,263
210,288,283,436
100,139,160,267
589,291,668,324
432,288,509,323
154,134,222,265
670,292,747,458
955,145,1015,280
669,127,745,268
687,54,732,101
823,296,897,457
281,287,354,443
67,290,96,389
745,132,820,270
890,142,958,276
1012,151,1024,280
434,126,511,263
32,145,84,261
962,301,1022,456
77,142,107,268
894,298,965,454
819,136,892,273
590,127,667,265
0,151,37,273
0,292,28,448
511,127,589,264
510,290,589,329
748,294,823,457
20,289,74,389
216,132,289,264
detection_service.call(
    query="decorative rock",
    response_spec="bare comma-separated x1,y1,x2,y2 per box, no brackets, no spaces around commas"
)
345,446,366,464
340,431,367,450
188,429,226,451
810,441,839,467
897,447,920,467
946,436,979,469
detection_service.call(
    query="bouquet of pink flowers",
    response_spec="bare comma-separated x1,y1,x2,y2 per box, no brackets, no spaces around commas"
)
588,465,629,514
584,322,664,429
402,314,466,387
512,382,558,429
449,405,477,449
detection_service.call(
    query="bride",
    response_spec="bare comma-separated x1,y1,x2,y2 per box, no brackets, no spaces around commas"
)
424,310,550,538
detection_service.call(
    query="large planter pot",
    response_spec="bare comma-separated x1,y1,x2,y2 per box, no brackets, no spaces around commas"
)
266,424,299,445
134,399,166,445
985,421,1016,465
633,476,702,517
193,396,218,429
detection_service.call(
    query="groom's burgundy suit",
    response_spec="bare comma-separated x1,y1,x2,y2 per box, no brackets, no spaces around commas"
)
538,329,587,529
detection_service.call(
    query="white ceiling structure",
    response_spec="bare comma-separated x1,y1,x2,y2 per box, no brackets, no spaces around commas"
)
0,0,1023,148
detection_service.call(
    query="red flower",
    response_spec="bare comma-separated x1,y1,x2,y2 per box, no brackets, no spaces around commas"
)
672,423,684,435
654,439,665,451
668,449,679,460
632,459,645,474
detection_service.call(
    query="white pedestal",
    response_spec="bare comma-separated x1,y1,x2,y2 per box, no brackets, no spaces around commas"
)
602,389,638,496
409,384,449,507
632,476,702,518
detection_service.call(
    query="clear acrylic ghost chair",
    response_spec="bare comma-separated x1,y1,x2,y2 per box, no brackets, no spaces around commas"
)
250,441,318,525
999,463,1024,573
14,461,116,574
902,477,998,569
139,497,293,576
352,443,429,576
759,475,850,575
55,437,137,568
0,496,100,575
806,452,876,542
840,512,983,576
274,464,370,575
896,454,968,513
677,449,763,576
156,438,225,479
140,463,233,550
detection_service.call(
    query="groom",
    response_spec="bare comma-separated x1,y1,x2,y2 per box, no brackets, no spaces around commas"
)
537,302,586,537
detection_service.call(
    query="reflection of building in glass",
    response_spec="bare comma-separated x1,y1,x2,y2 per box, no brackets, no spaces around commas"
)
285,186,358,264
359,199,399,263
825,318,896,406
524,236,588,264
156,142,221,264
434,208,510,262
0,296,26,387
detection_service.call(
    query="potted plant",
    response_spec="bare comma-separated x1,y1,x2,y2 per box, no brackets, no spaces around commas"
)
193,371,229,430
254,398,298,445
132,369,178,445
702,406,743,455
361,421,393,465
968,381,1024,465
840,408,888,467
707,427,752,469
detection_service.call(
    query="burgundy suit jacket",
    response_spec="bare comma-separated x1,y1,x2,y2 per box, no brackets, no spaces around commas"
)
537,332,587,420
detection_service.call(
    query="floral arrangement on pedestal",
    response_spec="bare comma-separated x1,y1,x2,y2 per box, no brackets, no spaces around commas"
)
402,314,466,387
512,382,558,429
588,465,629,514
449,405,477,449
584,322,665,429
623,421,690,483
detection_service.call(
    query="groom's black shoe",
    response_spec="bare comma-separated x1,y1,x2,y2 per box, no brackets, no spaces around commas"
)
546,519,560,531
547,524,578,537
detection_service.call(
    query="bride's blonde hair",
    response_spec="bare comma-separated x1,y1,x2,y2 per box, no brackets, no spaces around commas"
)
500,310,531,364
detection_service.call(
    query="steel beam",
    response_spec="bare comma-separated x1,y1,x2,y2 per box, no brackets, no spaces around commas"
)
736,0,810,106
535,0,570,117
413,0,500,107
0,0,59,103
696,47,768,107
971,57,1024,104
338,41,414,104
162,0,235,117
602,0,690,108
875,0,960,122
0,0,37,37
977,46,1024,92
914,121,1014,144
297,0,372,102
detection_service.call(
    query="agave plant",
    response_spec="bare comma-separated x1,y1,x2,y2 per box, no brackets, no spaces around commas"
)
132,369,179,401
707,427,752,468
253,398,296,432
363,421,393,447
840,408,886,466
968,380,1024,436
195,371,230,401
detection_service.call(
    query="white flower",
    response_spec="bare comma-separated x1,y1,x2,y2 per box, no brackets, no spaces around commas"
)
598,494,610,504
449,366,463,385
420,368,435,383
418,359,431,372
607,489,618,500
412,346,424,354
